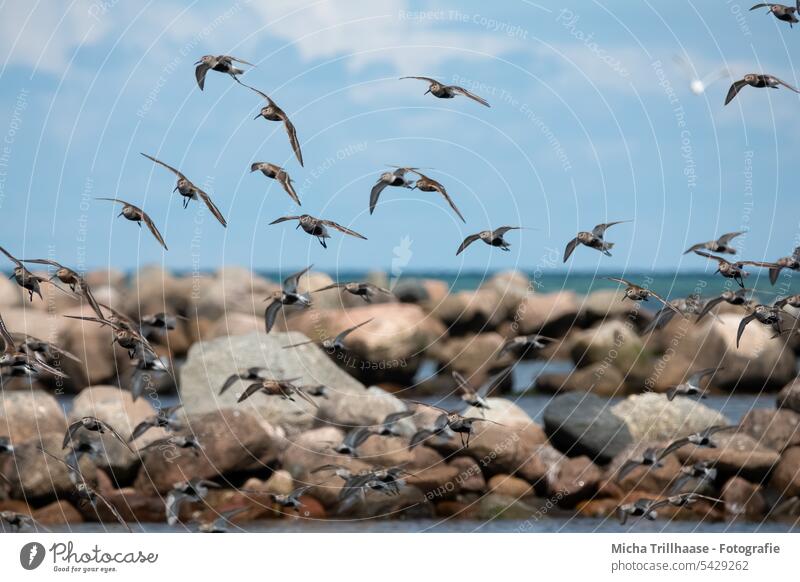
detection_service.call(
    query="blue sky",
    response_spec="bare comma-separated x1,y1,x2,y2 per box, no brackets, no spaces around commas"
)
1,0,799,277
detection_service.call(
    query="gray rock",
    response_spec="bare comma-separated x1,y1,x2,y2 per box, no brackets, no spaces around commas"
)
316,386,414,436
611,393,729,442
777,378,800,414
180,331,365,434
0,390,66,445
542,392,632,464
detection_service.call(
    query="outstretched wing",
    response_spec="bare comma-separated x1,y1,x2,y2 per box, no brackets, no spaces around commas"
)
724,79,748,105
194,187,227,227
321,220,367,240
0,314,16,354
0,245,21,266
140,153,185,179
195,63,210,90
140,210,168,250
284,265,312,293
278,112,304,167
615,460,642,482
770,75,800,93
607,276,634,287
369,179,389,215
736,313,758,348
238,81,274,104
334,318,373,344
427,180,465,222
563,237,579,262
278,174,301,205
660,437,692,458
592,220,629,237
717,231,745,245
696,296,725,322
688,367,720,385
269,215,301,226
456,233,481,256
264,300,283,334
693,250,726,264
399,76,438,84
450,85,491,107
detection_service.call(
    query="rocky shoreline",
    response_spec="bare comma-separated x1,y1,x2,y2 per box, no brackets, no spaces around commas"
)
1,267,799,529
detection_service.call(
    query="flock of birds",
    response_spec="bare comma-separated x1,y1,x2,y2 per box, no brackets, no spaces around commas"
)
3,7,800,531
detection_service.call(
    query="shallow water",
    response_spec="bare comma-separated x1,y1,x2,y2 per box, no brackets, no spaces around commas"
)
46,517,797,534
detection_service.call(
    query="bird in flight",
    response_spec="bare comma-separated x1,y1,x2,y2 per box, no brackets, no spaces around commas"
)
369,167,417,215
768,246,800,284
749,3,799,27
683,231,744,255
563,221,630,262
263,266,312,333
20,258,105,319
457,226,522,255
696,288,754,321
406,170,465,223
400,76,491,107
0,245,48,301
96,198,169,250
269,214,367,248
250,162,301,206
693,250,780,288
194,55,253,90
312,281,393,303
140,153,227,227
240,82,304,166
283,318,373,352
606,277,682,313
617,493,721,525
666,368,722,401
725,73,800,105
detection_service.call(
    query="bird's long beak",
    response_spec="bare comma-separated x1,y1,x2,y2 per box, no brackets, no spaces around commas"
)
424,88,431,95
295,223,301,229
173,185,178,192
194,60,201,65
117,211,124,218
253,113,261,120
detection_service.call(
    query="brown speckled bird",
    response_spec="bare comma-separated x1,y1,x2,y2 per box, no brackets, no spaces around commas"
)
241,82,303,166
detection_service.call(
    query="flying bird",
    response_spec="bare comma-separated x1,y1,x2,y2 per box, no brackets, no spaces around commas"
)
768,246,800,284
737,304,790,347
312,281,393,303
240,82,303,166
696,288,753,322
237,378,318,408
683,231,744,255
283,319,373,352
194,54,253,90
499,334,555,357
269,214,366,248
376,410,414,437
669,461,718,495
452,367,512,411
617,493,720,525
250,162,301,206
456,226,522,255
263,266,312,333
63,416,133,453
693,251,780,288
0,245,47,301
219,367,269,395
369,167,416,214
725,73,800,105
166,478,219,526
643,294,704,333
128,404,183,442
400,76,490,107
607,277,682,313
0,315,69,380
140,153,227,227
666,368,722,401
21,258,105,318
563,221,630,262
749,3,799,26
615,447,673,482
408,170,465,222
270,485,312,510
660,426,738,457
0,511,37,533
95,198,169,250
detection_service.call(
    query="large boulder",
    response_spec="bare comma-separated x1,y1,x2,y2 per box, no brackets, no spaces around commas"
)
134,408,280,494
427,332,511,380
580,289,642,322
721,476,767,521
534,362,627,397
0,389,66,445
192,266,277,319
512,291,582,336
430,288,511,333
279,304,445,382
611,393,729,442
777,378,800,414
180,331,365,434
68,386,166,483
569,320,645,373
0,275,22,308
769,446,800,497
542,392,632,464
315,386,414,436
739,408,800,452
650,314,795,392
